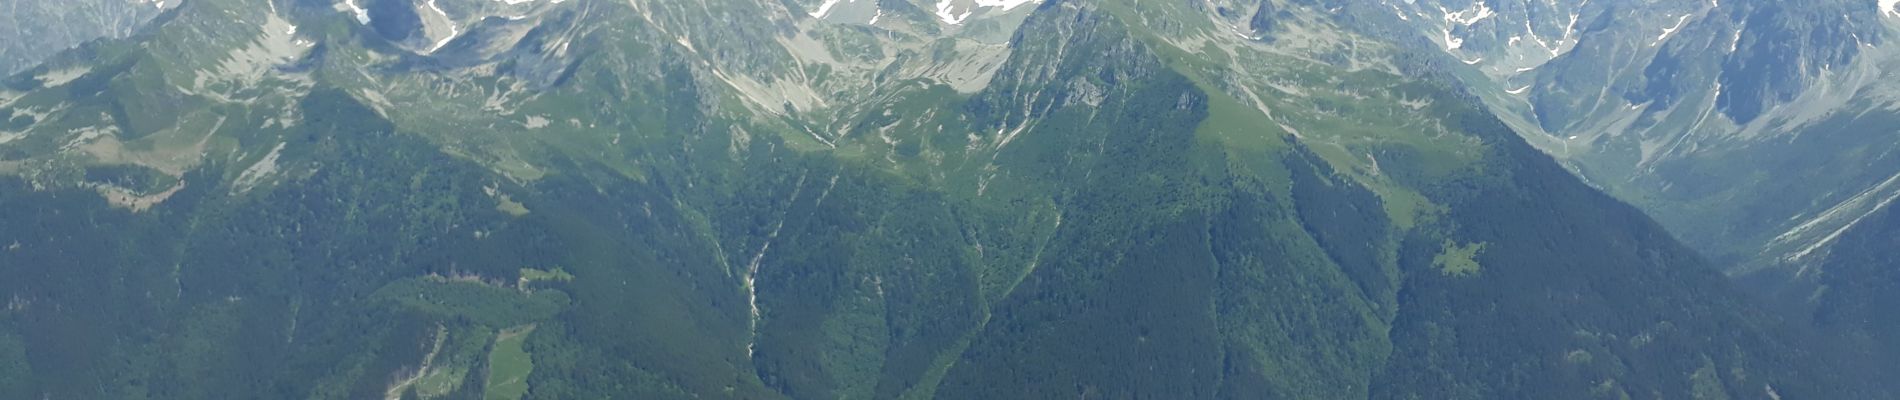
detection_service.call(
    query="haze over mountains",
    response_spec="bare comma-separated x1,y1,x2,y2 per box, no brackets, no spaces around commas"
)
0,0,173,75
0,0,1897,399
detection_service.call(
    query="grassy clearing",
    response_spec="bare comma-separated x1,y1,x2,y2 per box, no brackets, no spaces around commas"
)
414,366,471,397
495,194,530,217
1433,240,1487,277
517,268,573,284
484,324,537,400
372,277,570,328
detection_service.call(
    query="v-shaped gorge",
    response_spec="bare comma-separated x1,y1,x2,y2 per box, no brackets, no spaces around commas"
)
0,0,1888,399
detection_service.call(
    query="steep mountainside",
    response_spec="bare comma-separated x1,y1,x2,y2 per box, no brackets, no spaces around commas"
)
1383,0,1900,269
1367,0,1900,353
0,0,1888,399
0,0,175,75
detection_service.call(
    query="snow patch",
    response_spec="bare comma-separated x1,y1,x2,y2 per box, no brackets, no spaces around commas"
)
813,0,847,18
426,0,460,52
1655,14,1693,46
936,1,976,24
1882,0,1900,19
1429,1,1498,53
340,0,369,24
936,0,1039,25
1525,18,1557,55
1442,3,1495,26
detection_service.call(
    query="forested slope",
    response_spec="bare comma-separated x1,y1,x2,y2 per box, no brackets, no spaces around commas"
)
0,0,1886,399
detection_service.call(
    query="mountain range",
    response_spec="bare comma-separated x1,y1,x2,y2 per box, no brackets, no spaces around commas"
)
1381,0,1900,365
0,0,1897,399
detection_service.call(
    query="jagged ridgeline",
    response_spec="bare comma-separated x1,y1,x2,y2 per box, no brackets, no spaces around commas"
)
0,0,1886,399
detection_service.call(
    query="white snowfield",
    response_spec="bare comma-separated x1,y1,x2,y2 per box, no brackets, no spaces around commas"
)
935,0,1039,25
812,0,856,18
